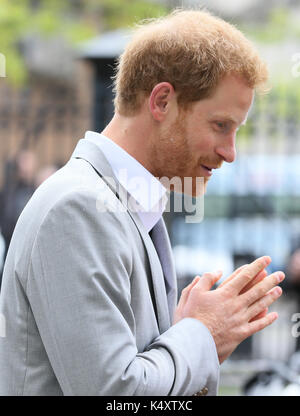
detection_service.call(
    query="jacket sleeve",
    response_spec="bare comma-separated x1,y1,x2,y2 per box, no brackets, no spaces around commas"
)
27,188,219,396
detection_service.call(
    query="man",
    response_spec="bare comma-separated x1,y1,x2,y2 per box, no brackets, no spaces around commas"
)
0,150,36,288
0,9,284,396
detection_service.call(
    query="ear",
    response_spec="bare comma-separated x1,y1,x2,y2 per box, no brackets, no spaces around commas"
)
149,82,176,122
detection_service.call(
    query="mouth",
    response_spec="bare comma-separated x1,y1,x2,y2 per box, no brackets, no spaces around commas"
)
199,164,213,177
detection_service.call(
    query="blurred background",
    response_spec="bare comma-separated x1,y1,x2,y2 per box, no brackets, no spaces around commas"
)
1,0,300,395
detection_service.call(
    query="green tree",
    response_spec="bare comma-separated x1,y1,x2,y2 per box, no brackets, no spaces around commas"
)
0,0,168,86
243,6,300,43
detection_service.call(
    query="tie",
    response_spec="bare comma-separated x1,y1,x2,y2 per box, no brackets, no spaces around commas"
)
149,218,177,319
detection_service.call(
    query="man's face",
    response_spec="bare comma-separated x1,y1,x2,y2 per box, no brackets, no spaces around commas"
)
150,75,254,196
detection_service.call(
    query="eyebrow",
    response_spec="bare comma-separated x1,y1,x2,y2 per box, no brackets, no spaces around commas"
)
209,113,247,126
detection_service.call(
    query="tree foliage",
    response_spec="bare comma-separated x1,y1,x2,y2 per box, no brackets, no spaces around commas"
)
242,6,300,43
0,0,168,86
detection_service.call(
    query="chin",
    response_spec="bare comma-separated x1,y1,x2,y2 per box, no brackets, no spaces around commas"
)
181,176,209,197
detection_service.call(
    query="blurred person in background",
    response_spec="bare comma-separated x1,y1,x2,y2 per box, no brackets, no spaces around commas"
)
286,247,300,295
285,245,300,350
34,164,58,189
0,150,36,288
0,154,58,288
0,9,285,396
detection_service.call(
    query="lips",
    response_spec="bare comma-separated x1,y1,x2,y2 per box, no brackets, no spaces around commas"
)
199,164,213,177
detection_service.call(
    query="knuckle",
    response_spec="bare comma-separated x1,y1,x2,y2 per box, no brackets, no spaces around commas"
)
222,285,235,300
247,285,265,304
191,283,201,294
249,299,266,319
258,290,278,309
258,297,267,310
251,293,278,319
243,270,253,281
256,285,266,299
245,291,256,305
221,283,232,295
202,272,213,283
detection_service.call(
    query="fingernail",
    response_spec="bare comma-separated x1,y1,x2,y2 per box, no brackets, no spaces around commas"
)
275,287,282,296
276,272,285,283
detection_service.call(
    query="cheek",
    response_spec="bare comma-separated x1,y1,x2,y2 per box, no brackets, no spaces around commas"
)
192,130,215,153
189,139,206,155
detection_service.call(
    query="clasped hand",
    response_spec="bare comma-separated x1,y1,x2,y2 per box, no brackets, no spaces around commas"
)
173,256,285,363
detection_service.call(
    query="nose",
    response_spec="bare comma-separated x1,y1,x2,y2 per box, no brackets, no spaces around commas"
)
215,133,236,164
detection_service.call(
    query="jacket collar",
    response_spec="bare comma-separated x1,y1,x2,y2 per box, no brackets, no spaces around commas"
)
70,138,176,332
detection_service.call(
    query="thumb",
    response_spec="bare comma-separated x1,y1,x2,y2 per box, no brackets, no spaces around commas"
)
178,275,201,308
196,270,223,291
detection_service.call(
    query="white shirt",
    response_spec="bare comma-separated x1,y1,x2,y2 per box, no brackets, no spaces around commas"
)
84,131,169,233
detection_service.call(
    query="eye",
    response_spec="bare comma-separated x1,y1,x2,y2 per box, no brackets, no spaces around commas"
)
214,121,229,132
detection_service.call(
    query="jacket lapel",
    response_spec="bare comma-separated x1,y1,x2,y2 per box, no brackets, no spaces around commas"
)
70,138,174,333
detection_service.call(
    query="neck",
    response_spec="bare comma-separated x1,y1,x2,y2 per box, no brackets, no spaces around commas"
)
101,111,155,173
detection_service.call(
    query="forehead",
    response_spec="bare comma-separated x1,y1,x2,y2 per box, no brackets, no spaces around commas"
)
190,74,254,124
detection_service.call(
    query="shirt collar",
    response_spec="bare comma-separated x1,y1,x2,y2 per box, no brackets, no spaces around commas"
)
84,131,169,232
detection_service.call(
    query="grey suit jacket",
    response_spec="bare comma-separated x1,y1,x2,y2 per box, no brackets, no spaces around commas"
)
0,138,219,396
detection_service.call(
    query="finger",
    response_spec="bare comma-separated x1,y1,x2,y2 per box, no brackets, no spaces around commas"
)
218,266,267,293
247,311,279,336
187,276,202,295
241,268,268,294
173,276,201,324
242,271,285,306
225,256,271,294
178,276,201,308
195,270,223,292
249,307,268,322
247,286,282,321
219,266,268,294
218,265,247,289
